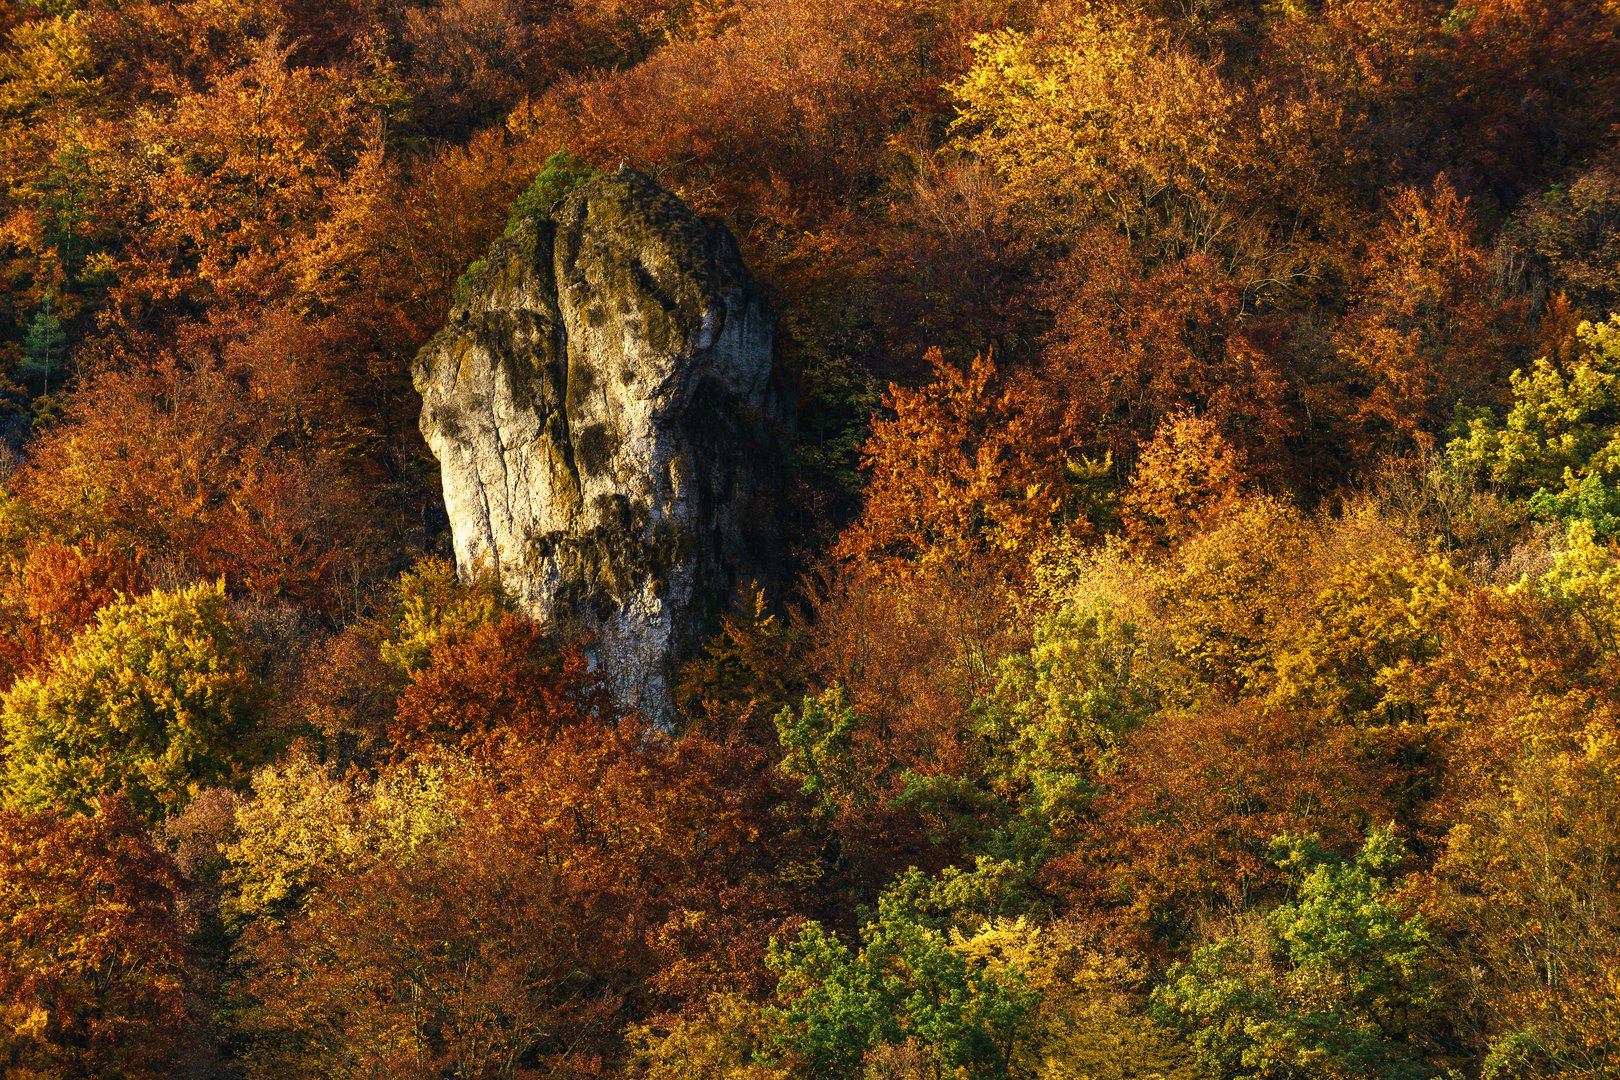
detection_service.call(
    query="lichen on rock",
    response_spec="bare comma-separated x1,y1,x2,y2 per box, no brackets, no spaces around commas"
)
413,170,785,725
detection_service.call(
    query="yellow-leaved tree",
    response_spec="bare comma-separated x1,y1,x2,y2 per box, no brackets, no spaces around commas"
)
949,3,1255,264
0,581,268,822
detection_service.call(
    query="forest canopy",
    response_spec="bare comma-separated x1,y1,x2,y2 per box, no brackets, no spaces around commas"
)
0,0,1617,1076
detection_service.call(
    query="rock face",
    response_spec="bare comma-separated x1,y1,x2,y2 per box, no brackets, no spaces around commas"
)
412,170,784,724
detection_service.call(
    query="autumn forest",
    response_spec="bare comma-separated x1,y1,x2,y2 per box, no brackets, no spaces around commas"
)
0,0,1617,1076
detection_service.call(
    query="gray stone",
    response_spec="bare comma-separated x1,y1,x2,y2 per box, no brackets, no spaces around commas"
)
412,170,784,724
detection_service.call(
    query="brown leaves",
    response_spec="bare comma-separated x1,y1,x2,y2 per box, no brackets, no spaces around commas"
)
99,35,370,315
1056,703,1394,941
1036,231,1294,470
1121,411,1250,550
675,582,804,744
390,613,610,759
0,798,201,1077
17,306,384,612
1334,178,1527,455
236,722,813,1076
836,349,1073,577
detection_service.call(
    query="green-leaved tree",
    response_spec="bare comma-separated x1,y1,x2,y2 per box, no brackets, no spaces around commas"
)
762,878,1038,1078
1152,829,1444,1079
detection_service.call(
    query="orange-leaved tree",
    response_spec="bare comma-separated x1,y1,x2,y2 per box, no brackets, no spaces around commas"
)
390,612,610,758
0,798,202,1077
835,347,1092,579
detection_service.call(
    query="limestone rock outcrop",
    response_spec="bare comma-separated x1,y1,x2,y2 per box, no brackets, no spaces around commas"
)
412,170,784,724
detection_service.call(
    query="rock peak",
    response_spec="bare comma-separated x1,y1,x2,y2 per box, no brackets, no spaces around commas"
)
413,170,785,724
